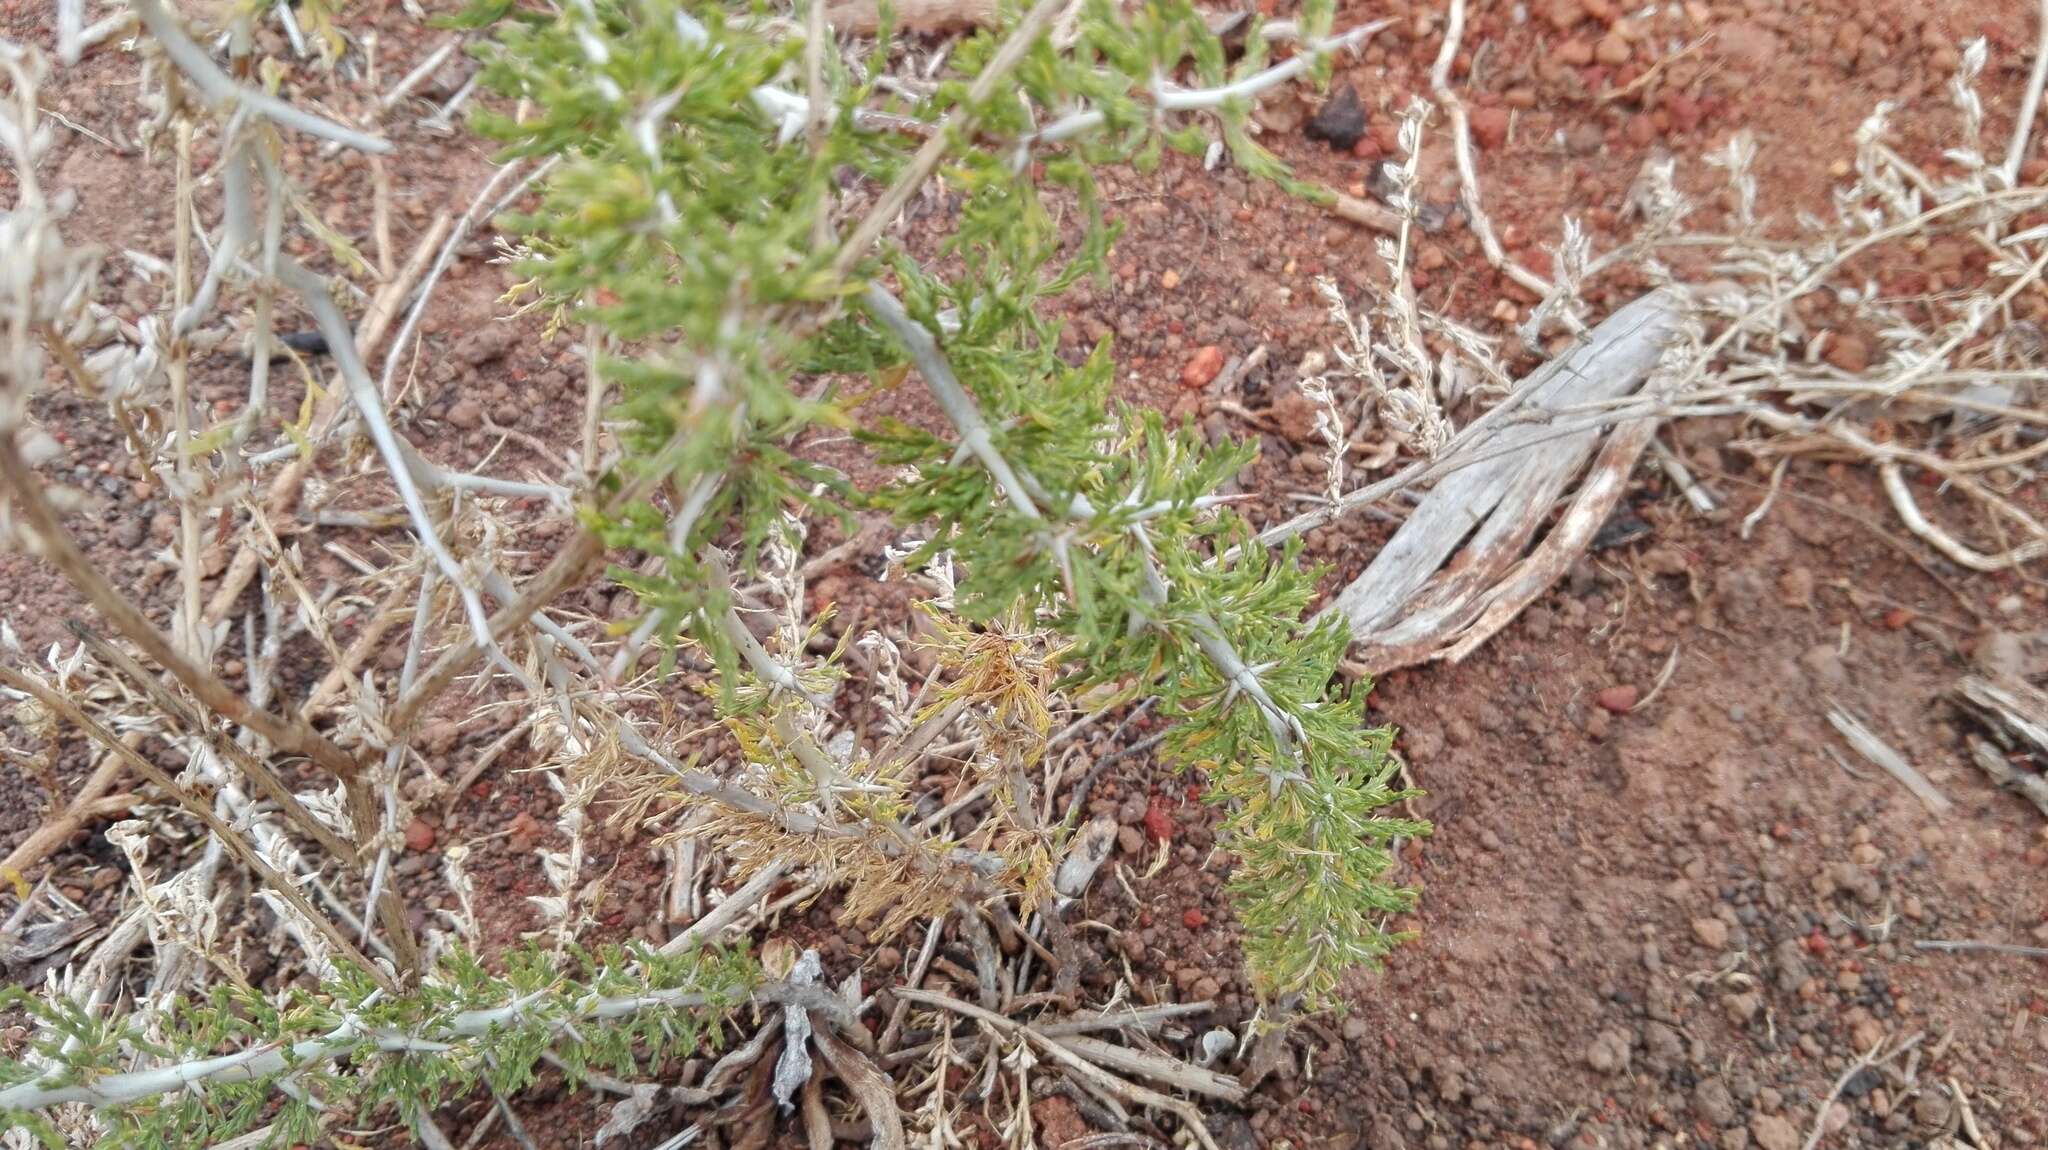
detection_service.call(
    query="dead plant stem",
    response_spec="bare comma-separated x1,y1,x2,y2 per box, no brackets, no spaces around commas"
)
0,666,392,991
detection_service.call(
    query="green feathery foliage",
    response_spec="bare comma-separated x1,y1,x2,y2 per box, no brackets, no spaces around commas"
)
467,0,1430,1002
0,943,756,1146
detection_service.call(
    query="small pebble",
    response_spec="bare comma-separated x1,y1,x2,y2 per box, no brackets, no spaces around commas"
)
1181,346,1226,389
403,817,436,853
1596,685,1640,713
1692,917,1730,949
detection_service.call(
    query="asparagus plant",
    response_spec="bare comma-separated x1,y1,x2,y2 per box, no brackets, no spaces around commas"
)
465,0,1426,1000
0,0,1425,1142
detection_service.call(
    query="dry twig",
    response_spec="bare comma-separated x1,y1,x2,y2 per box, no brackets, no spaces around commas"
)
1827,708,1953,815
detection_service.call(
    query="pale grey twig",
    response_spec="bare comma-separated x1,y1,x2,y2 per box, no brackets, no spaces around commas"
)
658,861,791,955
2002,0,2048,188
420,73,478,132
55,0,82,64
0,981,823,1112
1827,708,1953,815
273,0,305,58
1027,19,1391,146
376,158,547,404
860,283,1041,518
1429,0,1561,307
273,256,525,684
172,140,253,337
1912,938,2048,958
381,36,460,108
1798,1032,1923,1150
131,0,391,153
1152,20,1388,111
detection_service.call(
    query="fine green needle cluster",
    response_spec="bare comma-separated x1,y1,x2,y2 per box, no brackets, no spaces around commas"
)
0,943,755,1146
468,0,1430,1001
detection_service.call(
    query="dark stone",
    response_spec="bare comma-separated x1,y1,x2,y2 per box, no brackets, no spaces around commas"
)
1841,1068,1883,1099
1305,84,1368,150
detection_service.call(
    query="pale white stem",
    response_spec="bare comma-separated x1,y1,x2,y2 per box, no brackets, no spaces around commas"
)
718,601,811,699
417,461,573,506
1151,21,1387,111
244,441,303,466
1030,108,1104,144
1188,614,1291,730
273,256,525,684
475,568,593,675
73,12,131,55
579,322,605,481
874,282,1310,789
273,0,306,58
1880,462,2048,570
173,143,254,337
1429,0,1558,305
1026,19,1390,147
241,142,285,440
382,36,460,109
421,74,479,131
1064,489,1234,521
4,1029,347,1110
0,982,813,1112
377,158,546,403
1129,524,1303,781
55,0,83,65
131,0,391,153
658,861,791,954
861,283,1041,518
2003,0,2048,188
168,121,204,660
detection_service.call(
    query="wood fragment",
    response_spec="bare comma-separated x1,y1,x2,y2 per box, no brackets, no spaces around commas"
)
1949,1077,1987,1150
1967,739,2048,816
1439,410,1662,666
1321,289,1685,670
1329,191,1400,234
1952,674,2048,815
1827,708,1953,815
1049,1034,1247,1103
954,899,1003,1010
799,1069,833,1150
660,862,792,955
1053,815,1117,902
811,1025,908,1150
0,914,95,978
0,732,134,879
